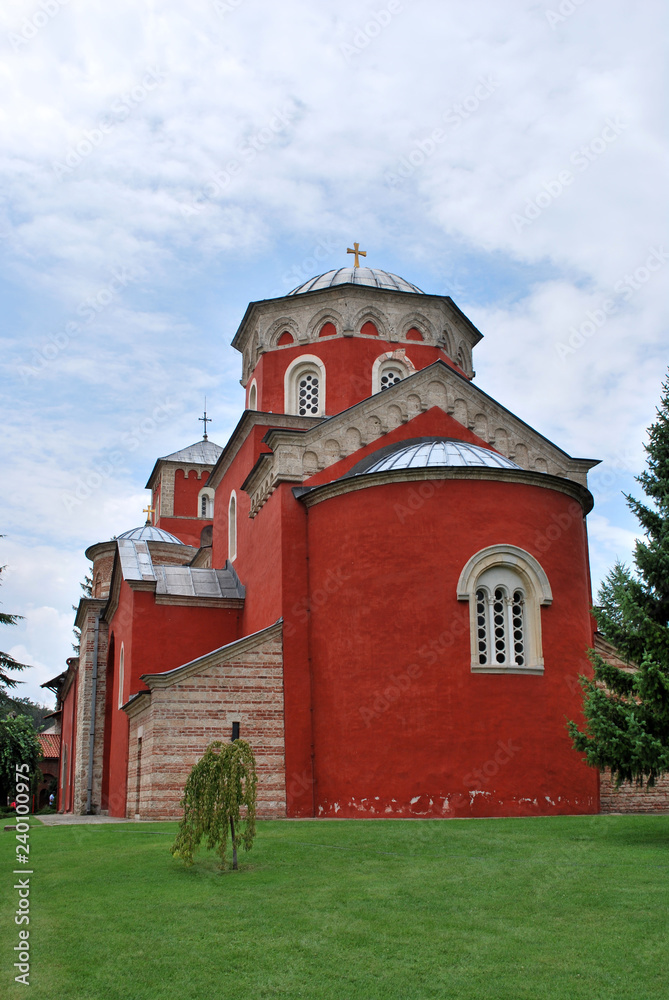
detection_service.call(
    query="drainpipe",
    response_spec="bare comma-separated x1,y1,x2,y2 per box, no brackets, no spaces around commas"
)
85,612,100,815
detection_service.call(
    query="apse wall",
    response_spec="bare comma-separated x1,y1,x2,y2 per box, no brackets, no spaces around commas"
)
304,476,599,819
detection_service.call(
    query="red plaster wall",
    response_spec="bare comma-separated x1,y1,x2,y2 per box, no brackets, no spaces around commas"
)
155,516,211,548
174,468,210,517
303,477,598,819
248,340,465,415
104,582,241,816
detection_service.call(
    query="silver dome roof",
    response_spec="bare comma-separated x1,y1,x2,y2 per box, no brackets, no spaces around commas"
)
359,439,521,475
288,267,424,296
117,525,184,544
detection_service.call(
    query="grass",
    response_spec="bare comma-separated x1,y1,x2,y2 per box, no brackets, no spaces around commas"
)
1,814,668,999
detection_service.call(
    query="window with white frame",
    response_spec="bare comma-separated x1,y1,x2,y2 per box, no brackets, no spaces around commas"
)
457,545,552,675
198,487,215,518
228,491,237,561
284,356,326,417
117,643,125,709
371,353,411,394
248,380,257,410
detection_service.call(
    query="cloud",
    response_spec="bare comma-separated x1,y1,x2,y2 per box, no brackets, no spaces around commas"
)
0,0,667,685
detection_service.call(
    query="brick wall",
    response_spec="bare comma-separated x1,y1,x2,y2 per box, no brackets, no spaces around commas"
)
600,771,669,813
126,625,286,820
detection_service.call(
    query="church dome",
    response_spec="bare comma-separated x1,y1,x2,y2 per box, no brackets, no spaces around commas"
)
288,267,424,296
117,525,184,544
353,438,521,475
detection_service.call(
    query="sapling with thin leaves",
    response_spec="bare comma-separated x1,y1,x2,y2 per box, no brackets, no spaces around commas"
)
170,739,257,869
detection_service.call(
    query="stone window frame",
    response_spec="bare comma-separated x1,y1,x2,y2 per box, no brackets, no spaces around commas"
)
198,487,215,518
228,491,237,562
457,544,552,676
284,354,326,417
248,379,258,410
371,350,414,395
118,643,125,709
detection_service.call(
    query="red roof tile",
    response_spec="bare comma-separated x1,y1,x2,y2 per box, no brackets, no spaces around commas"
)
38,733,61,758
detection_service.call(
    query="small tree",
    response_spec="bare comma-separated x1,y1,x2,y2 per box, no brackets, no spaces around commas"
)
171,739,258,869
569,370,669,786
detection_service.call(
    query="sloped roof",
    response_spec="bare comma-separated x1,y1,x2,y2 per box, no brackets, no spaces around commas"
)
38,733,61,758
159,439,223,464
116,538,244,598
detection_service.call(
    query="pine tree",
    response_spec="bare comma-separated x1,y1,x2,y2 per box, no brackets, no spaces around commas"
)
0,553,32,699
569,371,669,785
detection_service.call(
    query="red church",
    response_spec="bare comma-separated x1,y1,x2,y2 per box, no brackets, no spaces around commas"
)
49,259,609,820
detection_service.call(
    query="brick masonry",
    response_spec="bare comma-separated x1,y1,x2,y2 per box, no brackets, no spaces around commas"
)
72,601,108,814
600,771,669,814
126,625,286,820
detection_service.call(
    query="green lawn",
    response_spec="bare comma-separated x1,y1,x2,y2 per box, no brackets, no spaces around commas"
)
2,815,668,999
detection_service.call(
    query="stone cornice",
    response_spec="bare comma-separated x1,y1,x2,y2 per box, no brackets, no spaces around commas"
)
207,410,322,491
239,360,599,517
295,466,594,514
122,692,151,720
231,286,483,384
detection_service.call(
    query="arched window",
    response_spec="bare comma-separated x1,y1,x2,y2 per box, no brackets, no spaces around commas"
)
248,380,257,410
372,353,410,394
457,545,552,675
117,644,125,709
198,487,215,518
284,356,326,416
228,492,237,562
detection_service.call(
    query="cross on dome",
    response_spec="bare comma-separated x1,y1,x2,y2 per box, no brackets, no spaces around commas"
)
346,242,367,267
199,400,212,441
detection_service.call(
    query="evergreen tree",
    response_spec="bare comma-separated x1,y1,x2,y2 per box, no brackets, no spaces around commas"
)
569,371,669,785
0,553,32,698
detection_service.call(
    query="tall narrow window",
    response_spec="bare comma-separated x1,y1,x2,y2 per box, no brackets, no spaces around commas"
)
248,381,257,410
228,492,237,561
117,644,125,709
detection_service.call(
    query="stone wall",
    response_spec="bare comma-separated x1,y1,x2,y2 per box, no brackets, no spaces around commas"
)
600,772,669,814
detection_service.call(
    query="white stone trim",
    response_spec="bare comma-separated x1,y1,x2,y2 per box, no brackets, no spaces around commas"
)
248,379,258,410
228,490,237,562
284,354,326,416
457,545,552,675
371,350,416,394
198,486,215,518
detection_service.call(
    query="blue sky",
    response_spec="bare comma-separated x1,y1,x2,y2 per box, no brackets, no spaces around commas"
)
1,0,667,705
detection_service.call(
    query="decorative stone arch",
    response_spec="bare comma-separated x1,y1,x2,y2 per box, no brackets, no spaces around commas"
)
457,544,552,675
372,349,416,394
198,486,215,518
399,312,434,343
306,307,344,341
266,317,302,349
351,305,390,340
247,378,258,411
284,354,326,416
456,341,470,373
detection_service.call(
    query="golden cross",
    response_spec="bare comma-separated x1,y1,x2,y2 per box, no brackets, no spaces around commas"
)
347,242,367,268
143,505,155,525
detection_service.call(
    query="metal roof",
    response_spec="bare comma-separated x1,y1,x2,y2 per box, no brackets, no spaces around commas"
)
117,525,184,544
288,267,424,296
159,439,223,464
116,539,245,598
356,439,521,475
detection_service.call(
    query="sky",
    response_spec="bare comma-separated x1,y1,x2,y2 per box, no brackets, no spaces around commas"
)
0,0,667,707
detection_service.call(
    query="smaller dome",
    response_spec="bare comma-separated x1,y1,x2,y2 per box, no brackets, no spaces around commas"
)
356,439,521,475
289,267,424,296
117,525,184,544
